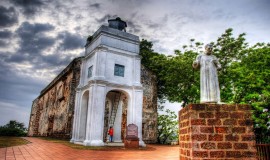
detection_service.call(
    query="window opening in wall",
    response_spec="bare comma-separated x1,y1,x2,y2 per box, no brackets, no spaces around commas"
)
88,66,93,78
114,64,125,77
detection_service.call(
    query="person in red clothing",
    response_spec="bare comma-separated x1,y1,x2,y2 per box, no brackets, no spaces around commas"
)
108,126,114,142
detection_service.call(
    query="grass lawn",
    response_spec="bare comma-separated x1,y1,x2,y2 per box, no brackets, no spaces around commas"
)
0,136,29,148
39,137,154,151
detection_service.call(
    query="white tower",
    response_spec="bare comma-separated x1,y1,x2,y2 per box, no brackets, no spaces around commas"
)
70,18,145,147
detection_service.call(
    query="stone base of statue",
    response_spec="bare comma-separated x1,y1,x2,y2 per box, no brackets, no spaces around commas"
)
124,136,139,148
178,104,257,160
124,124,139,148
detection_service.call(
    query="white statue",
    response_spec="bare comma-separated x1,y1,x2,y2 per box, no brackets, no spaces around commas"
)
193,44,221,103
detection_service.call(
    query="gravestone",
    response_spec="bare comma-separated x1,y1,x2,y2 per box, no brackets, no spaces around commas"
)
125,124,139,148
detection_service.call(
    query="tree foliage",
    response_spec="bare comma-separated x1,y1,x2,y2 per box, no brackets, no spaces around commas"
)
0,120,27,136
157,109,178,144
140,28,270,143
229,44,270,143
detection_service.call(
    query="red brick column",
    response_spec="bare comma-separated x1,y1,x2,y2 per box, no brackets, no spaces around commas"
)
179,104,257,160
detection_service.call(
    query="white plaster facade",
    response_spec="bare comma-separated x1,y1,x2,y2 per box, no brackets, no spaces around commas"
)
70,25,145,147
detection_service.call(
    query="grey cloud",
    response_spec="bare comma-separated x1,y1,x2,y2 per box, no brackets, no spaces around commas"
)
58,31,84,50
0,102,30,127
35,37,55,50
0,6,18,28
0,61,44,104
0,51,10,59
41,54,72,67
0,53,71,111
16,22,55,54
16,36,55,55
4,22,56,64
90,3,101,9
148,23,159,29
3,21,79,71
126,20,141,34
17,22,55,35
212,9,225,19
0,40,7,47
9,0,44,16
7,53,27,63
95,14,110,23
0,30,12,47
0,30,12,39
127,21,136,28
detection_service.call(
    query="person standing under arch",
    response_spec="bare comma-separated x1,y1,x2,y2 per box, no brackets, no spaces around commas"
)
108,126,114,142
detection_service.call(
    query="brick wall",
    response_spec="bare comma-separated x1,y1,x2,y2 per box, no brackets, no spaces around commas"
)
141,65,158,143
28,58,82,138
179,104,257,160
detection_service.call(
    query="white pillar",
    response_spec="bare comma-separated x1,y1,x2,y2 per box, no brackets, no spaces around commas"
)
70,91,77,142
134,89,146,147
84,84,106,146
70,90,81,142
127,92,133,125
113,100,123,142
83,85,94,145
78,90,89,141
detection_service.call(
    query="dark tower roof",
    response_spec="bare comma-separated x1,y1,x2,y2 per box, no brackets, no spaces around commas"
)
108,17,127,32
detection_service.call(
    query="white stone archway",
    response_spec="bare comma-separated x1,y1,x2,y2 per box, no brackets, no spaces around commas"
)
70,20,145,147
103,89,129,143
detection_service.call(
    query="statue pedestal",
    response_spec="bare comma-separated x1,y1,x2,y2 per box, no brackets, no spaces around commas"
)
179,104,257,160
124,137,139,148
124,124,139,148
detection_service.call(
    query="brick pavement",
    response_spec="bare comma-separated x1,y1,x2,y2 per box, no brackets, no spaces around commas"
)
0,137,179,160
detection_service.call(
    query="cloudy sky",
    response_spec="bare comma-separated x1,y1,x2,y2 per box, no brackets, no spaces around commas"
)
0,0,269,127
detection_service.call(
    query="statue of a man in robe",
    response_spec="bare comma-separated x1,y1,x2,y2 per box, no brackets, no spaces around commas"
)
192,44,221,103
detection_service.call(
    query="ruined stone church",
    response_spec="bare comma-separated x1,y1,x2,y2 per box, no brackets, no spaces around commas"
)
28,18,158,146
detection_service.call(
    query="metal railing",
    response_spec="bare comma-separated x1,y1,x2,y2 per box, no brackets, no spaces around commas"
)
256,144,270,160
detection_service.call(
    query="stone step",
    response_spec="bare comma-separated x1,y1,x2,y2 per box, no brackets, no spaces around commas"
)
104,142,124,147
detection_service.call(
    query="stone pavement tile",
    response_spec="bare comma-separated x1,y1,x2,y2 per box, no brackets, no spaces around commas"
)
23,155,33,159
32,158,44,160
0,148,6,159
14,155,25,159
6,155,15,159
2,137,179,160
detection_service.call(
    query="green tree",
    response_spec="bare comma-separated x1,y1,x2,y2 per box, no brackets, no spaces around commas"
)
140,39,169,102
157,109,178,144
229,44,270,143
213,28,248,102
0,120,27,136
140,39,200,105
140,29,270,143
163,49,199,106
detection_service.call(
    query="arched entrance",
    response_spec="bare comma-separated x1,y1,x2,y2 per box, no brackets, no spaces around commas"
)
103,90,128,142
78,90,89,141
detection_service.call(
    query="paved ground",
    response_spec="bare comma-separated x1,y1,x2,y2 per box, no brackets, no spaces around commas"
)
0,137,179,160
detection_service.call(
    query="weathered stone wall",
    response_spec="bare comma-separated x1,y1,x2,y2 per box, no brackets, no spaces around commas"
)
179,104,257,160
28,59,157,143
141,65,158,143
28,57,82,138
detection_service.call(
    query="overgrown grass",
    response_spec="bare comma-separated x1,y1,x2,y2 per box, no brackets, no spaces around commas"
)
0,136,29,148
